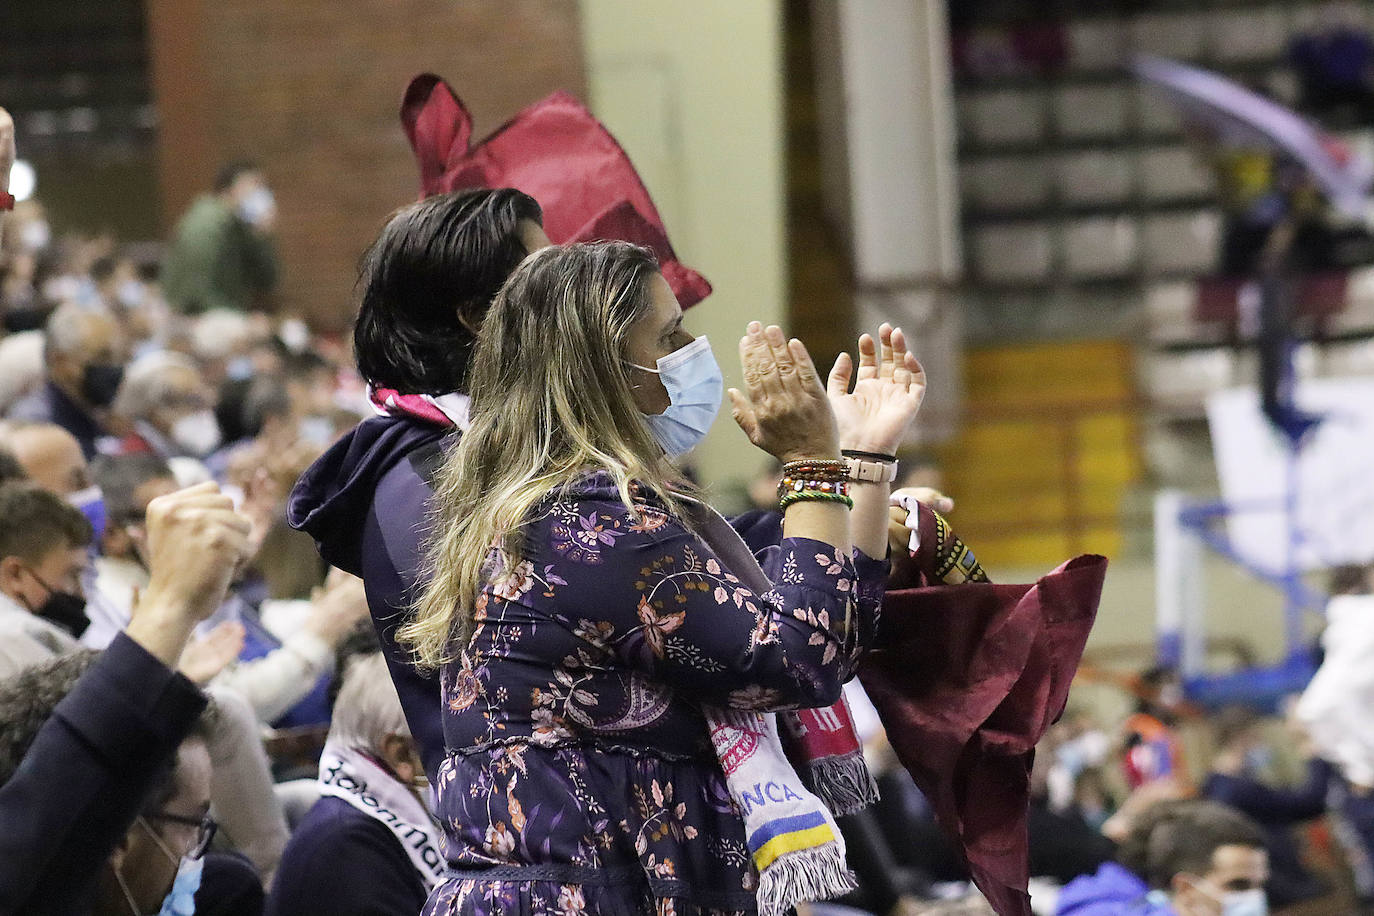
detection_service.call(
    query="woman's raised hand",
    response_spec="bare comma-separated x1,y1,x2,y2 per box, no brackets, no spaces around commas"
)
728,322,840,463
827,323,925,457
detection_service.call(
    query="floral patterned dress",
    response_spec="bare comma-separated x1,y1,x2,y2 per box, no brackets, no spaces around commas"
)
424,472,887,916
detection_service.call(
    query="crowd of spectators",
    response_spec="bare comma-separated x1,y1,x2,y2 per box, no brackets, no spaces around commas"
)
5,101,1374,916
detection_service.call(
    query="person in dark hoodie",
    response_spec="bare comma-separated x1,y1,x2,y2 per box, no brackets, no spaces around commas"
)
289,188,549,781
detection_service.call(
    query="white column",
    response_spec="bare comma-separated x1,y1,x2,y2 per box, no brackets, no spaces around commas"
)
813,0,964,441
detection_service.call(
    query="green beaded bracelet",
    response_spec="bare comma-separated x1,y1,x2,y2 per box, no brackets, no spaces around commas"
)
779,489,854,511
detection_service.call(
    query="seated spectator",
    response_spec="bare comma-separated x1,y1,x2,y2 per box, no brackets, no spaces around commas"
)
0,250,48,333
0,421,106,535
87,453,369,727
1028,724,1119,885
0,651,264,916
0,482,93,676
1121,666,1190,792
0,481,253,912
1,419,95,498
1202,707,1332,907
1057,800,1268,916
0,330,44,412
6,301,127,459
267,652,439,916
113,351,223,469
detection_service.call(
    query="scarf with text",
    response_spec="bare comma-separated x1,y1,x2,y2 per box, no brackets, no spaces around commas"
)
317,742,446,891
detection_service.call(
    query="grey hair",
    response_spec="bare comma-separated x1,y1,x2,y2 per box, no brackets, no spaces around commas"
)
112,351,202,420
190,309,252,362
326,653,409,752
43,302,116,363
0,331,43,413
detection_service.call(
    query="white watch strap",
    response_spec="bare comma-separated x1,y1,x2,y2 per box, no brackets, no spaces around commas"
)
845,457,898,483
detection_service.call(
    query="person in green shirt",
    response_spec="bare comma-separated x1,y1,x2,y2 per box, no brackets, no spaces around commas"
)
162,161,279,315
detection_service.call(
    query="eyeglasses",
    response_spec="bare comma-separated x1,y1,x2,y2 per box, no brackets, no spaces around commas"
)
141,811,217,860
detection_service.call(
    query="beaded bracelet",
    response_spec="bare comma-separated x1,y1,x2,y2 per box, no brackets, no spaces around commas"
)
778,476,851,499
781,458,847,482
779,489,854,511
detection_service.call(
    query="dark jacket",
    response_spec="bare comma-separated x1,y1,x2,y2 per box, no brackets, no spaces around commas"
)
6,380,107,460
266,796,425,916
288,416,451,781
0,632,207,914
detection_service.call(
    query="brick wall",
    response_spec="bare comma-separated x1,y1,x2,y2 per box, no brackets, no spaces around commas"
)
146,0,586,332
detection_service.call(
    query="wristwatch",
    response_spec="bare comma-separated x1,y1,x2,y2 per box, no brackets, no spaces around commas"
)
844,456,897,483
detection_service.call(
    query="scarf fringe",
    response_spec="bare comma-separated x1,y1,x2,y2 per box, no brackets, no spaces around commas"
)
807,754,880,817
755,847,857,916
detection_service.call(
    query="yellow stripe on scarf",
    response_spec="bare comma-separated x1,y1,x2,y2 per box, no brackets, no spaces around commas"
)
751,823,836,871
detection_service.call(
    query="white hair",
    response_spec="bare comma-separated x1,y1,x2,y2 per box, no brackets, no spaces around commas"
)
190,309,251,362
43,302,116,362
0,331,44,413
112,351,202,420
327,652,409,752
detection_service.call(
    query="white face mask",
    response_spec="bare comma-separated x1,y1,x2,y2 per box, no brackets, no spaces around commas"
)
236,187,275,227
116,278,147,309
1197,880,1268,916
19,219,50,252
630,335,723,458
171,410,222,457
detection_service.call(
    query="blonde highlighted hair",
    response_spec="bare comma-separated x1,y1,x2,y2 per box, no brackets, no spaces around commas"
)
401,241,694,667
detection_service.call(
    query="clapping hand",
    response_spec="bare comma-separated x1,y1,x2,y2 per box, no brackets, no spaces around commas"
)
827,324,925,457
728,322,840,463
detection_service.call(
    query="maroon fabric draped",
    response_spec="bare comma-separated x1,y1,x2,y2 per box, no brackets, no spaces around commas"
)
860,553,1106,915
400,74,712,308
398,74,1105,915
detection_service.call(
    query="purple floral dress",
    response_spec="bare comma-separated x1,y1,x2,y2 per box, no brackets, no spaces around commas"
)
424,472,887,916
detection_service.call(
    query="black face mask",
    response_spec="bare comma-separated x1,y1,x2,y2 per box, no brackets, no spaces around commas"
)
2,304,52,333
24,572,90,639
81,363,125,408
36,589,90,639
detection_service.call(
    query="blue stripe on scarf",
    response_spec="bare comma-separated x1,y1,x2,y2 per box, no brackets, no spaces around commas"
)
747,810,830,851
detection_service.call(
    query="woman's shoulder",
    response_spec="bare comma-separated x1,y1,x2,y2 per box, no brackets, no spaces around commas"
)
524,472,682,564
539,470,676,517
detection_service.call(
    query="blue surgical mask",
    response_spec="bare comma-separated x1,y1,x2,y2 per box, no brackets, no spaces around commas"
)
67,485,106,540
631,335,723,458
156,855,204,916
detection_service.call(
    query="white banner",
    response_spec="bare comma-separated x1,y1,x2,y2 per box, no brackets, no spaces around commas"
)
1207,380,1374,573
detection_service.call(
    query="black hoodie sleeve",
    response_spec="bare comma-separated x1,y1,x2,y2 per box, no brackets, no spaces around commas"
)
0,633,206,914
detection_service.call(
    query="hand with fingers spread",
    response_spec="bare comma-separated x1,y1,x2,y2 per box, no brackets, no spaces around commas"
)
728,321,840,463
179,619,247,685
827,323,926,457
